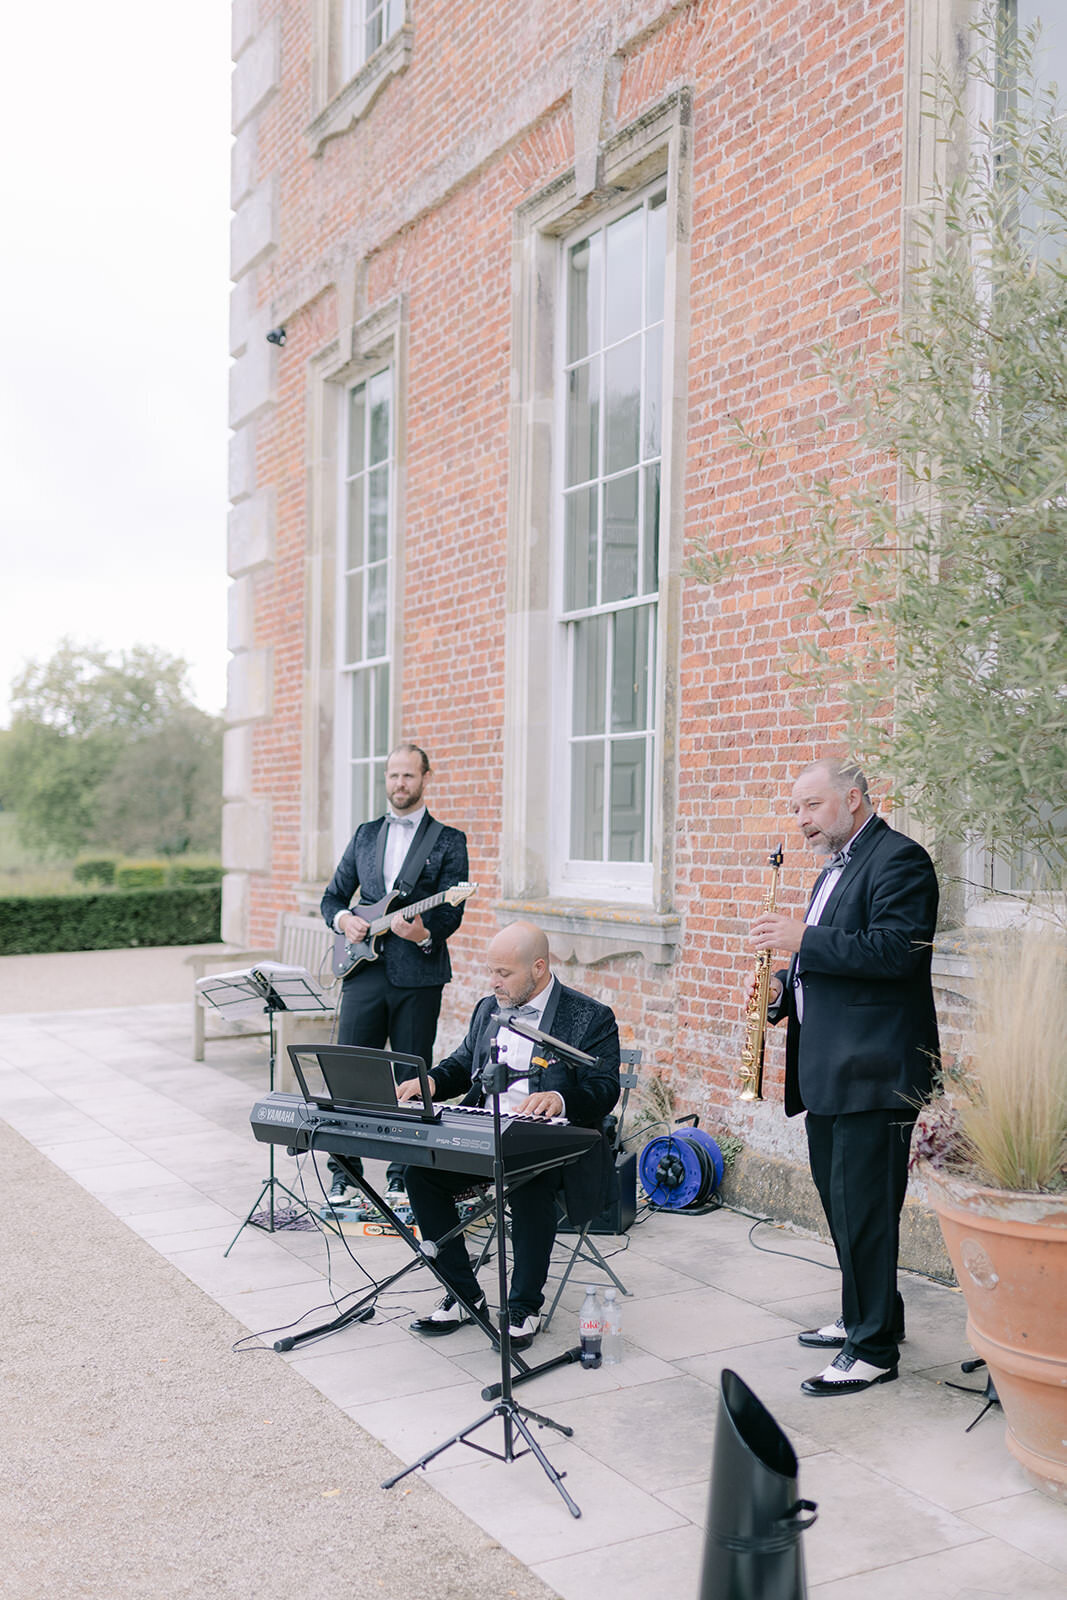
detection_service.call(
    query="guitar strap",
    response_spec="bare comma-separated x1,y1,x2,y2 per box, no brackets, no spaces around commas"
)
392,815,444,901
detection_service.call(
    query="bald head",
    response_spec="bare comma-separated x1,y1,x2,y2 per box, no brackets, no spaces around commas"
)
487,921,552,1007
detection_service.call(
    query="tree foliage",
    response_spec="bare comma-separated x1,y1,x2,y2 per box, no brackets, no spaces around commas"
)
0,641,222,859
689,11,1067,894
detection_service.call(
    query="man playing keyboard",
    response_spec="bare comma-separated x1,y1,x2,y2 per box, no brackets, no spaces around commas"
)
397,920,620,1350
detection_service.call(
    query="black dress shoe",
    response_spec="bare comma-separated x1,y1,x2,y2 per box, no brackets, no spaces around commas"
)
801,1352,898,1396
506,1313,542,1352
797,1318,846,1348
797,1317,905,1349
409,1294,488,1335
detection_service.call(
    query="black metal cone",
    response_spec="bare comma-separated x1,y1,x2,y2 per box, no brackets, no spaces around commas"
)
699,1369,817,1600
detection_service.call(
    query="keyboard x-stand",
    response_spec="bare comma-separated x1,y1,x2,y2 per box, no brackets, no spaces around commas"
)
273,1144,572,1373
256,1102,594,1407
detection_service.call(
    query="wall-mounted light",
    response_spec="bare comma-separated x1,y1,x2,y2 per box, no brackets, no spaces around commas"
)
266,326,287,346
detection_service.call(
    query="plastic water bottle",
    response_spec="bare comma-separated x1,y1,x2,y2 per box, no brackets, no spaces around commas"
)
602,1287,622,1365
578,1286,602,1369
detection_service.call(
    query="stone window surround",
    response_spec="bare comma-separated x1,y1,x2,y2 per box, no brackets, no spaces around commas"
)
296,294,408,907
500,89,691,967
307,1,412,157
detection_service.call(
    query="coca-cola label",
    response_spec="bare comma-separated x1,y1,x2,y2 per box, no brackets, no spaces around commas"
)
579,1316,601,1337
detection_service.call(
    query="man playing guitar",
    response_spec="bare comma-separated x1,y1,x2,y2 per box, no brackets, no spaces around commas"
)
320,743,470,1202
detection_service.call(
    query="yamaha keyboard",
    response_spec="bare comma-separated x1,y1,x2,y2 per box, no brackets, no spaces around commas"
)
249,1092,600,1177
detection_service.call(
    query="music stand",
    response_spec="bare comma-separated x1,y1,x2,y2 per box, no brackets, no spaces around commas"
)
196,962,335,1256
381,1014,594,1518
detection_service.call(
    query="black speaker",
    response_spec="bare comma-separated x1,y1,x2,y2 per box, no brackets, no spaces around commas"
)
558,1150,636,1236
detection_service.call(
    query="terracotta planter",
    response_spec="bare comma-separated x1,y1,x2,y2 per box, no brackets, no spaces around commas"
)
920,1164,1067,1502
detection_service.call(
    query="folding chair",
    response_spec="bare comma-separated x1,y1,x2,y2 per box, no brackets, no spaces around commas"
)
541,1048,640,1330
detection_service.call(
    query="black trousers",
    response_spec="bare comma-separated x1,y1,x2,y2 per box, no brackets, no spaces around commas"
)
328,963,443,1182
805,1107,915,1369
337,959,443,1063
404,1163,561,1320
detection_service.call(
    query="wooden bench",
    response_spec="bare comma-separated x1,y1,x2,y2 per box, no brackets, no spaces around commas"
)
186,913,338,1087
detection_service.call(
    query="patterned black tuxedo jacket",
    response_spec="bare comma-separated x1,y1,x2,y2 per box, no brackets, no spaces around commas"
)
431,981,621,1225
320,811,469,989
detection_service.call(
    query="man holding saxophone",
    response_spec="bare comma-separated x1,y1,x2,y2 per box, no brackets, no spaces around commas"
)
747,758,940,1396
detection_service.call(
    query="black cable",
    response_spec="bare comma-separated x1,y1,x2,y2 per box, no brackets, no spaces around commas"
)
231,1137,388,1354
618,1118,671,1150
304,1130,392,1290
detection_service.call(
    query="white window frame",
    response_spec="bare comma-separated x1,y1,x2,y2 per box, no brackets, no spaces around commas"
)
549,188,667,903
335,364,395,848
344,0,404,83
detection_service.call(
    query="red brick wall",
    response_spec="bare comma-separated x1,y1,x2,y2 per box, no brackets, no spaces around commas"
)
239,0,911,1142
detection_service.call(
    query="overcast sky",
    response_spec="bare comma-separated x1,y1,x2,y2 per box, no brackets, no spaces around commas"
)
1,3,232,723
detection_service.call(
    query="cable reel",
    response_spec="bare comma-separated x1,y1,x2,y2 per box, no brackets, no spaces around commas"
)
638,1119,724,1210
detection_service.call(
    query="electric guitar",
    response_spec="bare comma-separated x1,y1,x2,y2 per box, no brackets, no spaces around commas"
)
331,882,477,979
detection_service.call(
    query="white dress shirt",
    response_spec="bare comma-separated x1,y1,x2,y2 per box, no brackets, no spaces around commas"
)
331,806,428,935
495,977,565,1116
795,813,876,1023
382,805,426,891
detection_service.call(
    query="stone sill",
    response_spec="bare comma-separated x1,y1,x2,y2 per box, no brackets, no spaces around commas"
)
496,898,680,966
307,26,413,156
931,928,973,987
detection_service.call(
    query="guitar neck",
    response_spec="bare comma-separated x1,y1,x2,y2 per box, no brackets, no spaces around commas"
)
367,889,448,938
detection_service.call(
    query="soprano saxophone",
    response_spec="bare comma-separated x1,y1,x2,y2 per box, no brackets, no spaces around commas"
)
739,844,784,1102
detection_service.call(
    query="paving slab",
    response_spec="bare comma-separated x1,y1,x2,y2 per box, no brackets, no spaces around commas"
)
0,943,220,1012
1,981,1064,1599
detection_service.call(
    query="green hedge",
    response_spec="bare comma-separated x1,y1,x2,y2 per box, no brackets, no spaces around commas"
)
168,861,222,886
68,856,222,890
114,860,168,891
0,886,221,955
73,856,118,886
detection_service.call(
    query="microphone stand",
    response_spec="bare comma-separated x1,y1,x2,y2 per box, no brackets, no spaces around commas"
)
381,1022,582,1517
475,1011,604,1403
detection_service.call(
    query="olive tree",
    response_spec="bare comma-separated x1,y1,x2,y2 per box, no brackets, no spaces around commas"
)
690,12,1067,901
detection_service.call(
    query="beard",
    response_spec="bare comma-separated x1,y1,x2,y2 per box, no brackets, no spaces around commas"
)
496,974,537,1008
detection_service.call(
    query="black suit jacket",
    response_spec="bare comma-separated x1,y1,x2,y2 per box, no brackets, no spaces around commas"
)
769,815,940,1118
320,811,469,989
431,982,621,1225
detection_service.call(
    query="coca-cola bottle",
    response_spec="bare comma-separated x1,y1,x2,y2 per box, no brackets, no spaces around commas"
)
578,1285,602,1369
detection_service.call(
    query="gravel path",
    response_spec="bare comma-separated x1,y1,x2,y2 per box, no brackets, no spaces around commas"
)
0,946,215,1014
0,1118,556,1600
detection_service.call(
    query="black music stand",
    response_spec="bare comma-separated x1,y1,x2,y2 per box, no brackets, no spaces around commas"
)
196,963,334,1256
381,1016,593,1518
